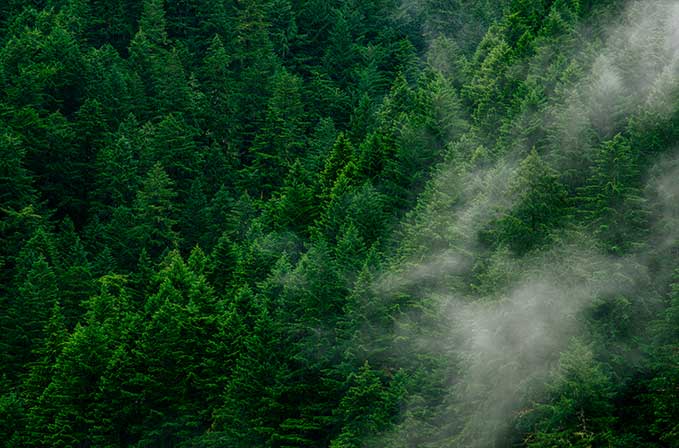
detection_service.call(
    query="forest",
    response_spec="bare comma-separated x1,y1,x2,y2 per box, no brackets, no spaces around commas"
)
0,0,678,446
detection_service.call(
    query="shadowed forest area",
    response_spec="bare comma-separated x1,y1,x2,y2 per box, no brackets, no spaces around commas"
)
1,0,678,446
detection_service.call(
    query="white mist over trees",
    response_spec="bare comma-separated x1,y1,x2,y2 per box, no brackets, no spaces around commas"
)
368,1,679,446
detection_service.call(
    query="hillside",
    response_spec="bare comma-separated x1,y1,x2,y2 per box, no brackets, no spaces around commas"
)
1,1,678,446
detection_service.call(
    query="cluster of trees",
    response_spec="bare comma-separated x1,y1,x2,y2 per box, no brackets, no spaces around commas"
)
0,0,677,446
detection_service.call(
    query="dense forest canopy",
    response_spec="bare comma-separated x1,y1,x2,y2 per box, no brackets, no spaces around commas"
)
1,0,678,446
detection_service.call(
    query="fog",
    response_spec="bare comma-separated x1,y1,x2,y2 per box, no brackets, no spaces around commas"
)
372,2,679,446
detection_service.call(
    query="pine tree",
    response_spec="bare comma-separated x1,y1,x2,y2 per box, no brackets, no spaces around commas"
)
230,0,279,153
142,113,202,198
349,93,377,143
209,291,284,448
128,0,174,120
266,0,297,62
267,160,318,234
0,130,36,211
132,162,179,260
136,251,219,445
523,340,616,447
37,319,111,447
179,178,211,251
487,149,570,254
247,68,307,195
55,219,93,328
322,8,358,88
375,72,416,131
355,132,389,181
0,130,40,289
103,205,138,270
208,231,238,296
78,274,141,446
320,133,355,199
200,35,237,147
579,134,648,255
0,390,25,448
307,118,339,174
331,362,402,448
334,222,367,279
151,49,197,117
82,45,140,125
8,256,59,377
463,33,515,132
92,117,141,215
23,302,68,444
643,274,679,446
139,0,168,46
0,8,84,114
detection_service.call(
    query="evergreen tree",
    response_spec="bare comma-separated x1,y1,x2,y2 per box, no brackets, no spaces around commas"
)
138,0,168,46
8,256,59,376
0,130,40,290
23,302,68,444
82,45,140,126
321,8,358,88
132,162,179,260
579,134,648,255
331,362,403,448
54,219,93,327
92,116,141,215
38,322,110,447
208,231,238,296
230,0,279,152
209,290,283,448
0,130,36,211
247,68,307,195
485,149,570,254
463,32,515,132
84,275,144,446
200,35,237,147
355,132,389,181
267,160,318,234
522,340,616,447
141,113,202,198
320,133,355,199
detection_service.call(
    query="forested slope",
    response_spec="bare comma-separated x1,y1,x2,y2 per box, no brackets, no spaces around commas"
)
0,0,678,447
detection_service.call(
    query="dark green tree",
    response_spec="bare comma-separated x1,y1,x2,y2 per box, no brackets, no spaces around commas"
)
131,162,179,260
22,302,68,445
521,340,616,447
485,149,570,254
7,256,59,377
320,133,355,199
331,362,404,448
579,134,648,255
247,68,307,195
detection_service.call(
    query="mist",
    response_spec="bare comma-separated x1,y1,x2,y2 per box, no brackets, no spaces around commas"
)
371,1,679,446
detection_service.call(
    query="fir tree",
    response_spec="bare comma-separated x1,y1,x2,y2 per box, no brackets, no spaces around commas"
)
132,162,179,260
579,134,649,255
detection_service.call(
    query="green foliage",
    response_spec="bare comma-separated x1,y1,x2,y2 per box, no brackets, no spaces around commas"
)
331,362,403,448
483,149,570,254
1,1,678,447
247,68,307,195
521,340,616,447
0,130,36,210
320,132,356,199
579,134,649,255
138,0,167,46
132,162,179,260
0,391,25,448
5,255,59,379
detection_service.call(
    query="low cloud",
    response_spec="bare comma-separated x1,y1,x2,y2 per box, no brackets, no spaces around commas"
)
369,2,679,446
